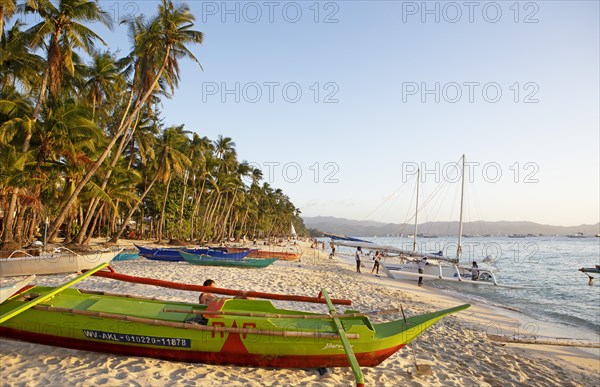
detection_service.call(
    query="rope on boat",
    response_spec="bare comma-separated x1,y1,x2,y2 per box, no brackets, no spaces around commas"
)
32,305,359,339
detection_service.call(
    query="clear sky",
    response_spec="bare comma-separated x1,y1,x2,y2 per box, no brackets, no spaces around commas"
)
54,1,600,226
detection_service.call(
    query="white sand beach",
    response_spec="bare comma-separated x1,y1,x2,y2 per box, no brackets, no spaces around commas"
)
1,240,598,386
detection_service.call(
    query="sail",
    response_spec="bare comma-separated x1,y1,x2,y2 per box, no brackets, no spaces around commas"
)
290,222,297,236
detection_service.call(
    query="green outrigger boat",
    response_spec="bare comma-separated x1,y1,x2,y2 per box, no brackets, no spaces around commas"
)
179,251,277,268
0,264,469,385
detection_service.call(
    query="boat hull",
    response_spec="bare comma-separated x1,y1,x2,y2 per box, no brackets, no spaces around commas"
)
247,250,301,261
0,325,403,367
0,287,468,368
580,267,600,274
385,262,496,282
180,252,277,268
135,245,250,261
0,250,120,277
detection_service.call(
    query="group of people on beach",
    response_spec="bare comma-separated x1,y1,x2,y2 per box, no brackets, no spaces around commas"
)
354,247,382,274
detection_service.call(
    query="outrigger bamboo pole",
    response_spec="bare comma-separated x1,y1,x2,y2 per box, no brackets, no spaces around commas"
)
0,263,108,324
90,267,352,305
163,308,402,320
32,305,359,339
321,289,365,387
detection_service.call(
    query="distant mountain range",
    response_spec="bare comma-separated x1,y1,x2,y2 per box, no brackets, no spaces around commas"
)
303,216,600,237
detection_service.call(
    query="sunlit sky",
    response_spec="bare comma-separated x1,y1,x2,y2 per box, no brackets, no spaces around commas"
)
23,1,600,226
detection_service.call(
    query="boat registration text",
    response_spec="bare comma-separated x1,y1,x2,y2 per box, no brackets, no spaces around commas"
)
83,329,191,348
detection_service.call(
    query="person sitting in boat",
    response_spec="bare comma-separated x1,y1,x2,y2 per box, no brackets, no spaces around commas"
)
199,279,218,304
471,262,480,281
199,279,254,304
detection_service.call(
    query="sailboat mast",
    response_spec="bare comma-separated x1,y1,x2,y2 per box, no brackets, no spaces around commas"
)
457,155,465,260
413,168,420,252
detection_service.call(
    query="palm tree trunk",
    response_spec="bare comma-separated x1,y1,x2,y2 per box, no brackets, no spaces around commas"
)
109,170,161,243
76,123,136,244
48,48,172,239
220,192,237,241
13,205,25,244
1,189,18,243
83,204,104,245
179,174,188,228
190,179,207,241
207,194,222,241
157,177,172,242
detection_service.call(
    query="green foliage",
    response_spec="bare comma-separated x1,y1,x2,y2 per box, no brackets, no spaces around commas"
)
0,1,304,246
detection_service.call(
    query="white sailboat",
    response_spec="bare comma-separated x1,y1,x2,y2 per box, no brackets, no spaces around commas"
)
334,156,500,285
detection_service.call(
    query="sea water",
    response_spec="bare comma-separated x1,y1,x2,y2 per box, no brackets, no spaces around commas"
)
332,236,600,342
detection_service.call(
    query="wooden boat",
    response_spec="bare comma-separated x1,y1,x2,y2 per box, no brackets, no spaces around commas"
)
179,252,277,268
580,266,600,274
247,249,301,261
0,248,122,277
0,283,469,369
135,245,250,262
112,251,140,261
0,275,35,304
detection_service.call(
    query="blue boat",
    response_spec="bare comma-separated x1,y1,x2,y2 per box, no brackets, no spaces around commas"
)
134,245,250,262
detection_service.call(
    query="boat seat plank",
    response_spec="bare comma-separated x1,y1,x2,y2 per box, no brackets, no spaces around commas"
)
86,298,181,320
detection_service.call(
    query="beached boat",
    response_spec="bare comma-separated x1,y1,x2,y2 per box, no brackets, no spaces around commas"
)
0,248,122,277
135,245,250,262
247,249,301,261
179,252,277,268
112,251,140,261
0,284,469,369
0,275,35,304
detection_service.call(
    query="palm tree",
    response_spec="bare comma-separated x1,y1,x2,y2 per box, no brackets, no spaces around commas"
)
110,125,190,243
0,0,111,245
0,21,45,91
155,125,190,241
0,0,16,37
48,0,203,239
21,0,112,98
82,50,124,119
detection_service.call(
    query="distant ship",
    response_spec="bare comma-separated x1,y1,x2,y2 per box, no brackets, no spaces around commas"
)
567,232,589,238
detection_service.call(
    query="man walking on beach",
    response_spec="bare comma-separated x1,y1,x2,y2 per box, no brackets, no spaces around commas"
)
355,247,363,273
417,257,428,286
371,251,381,274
